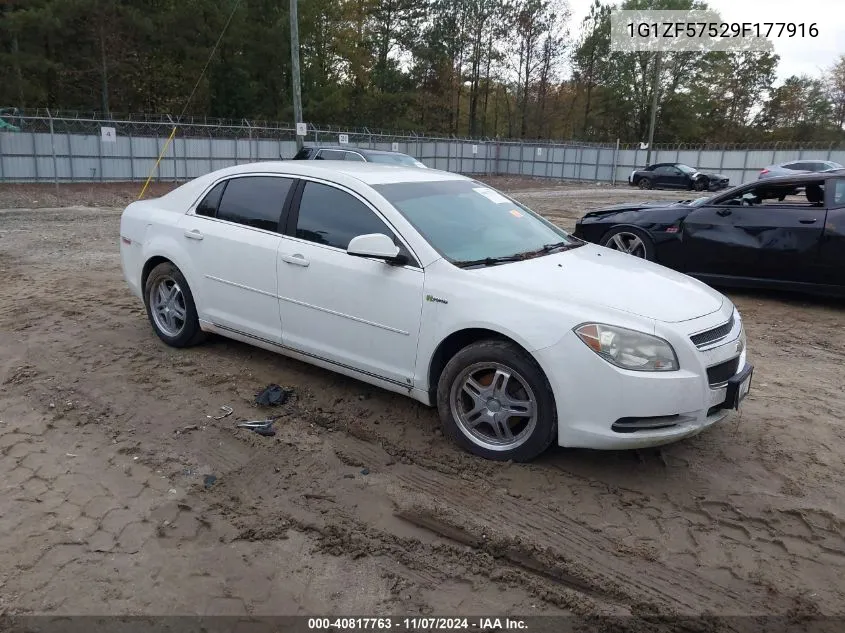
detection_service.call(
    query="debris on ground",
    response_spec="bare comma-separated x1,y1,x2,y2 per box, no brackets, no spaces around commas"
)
236,419,277,437
207,405,233,420
360,468,370,475
254,384,292,407
175,424,199,435
203,475,217,489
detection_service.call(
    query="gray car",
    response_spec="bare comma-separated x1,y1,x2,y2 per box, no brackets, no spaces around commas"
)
758,159,843,179
292,145,427,168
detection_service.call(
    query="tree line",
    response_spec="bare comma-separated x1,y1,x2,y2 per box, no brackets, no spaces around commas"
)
2,0,844,144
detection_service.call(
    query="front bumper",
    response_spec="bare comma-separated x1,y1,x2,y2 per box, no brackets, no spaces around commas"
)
534,309,750,450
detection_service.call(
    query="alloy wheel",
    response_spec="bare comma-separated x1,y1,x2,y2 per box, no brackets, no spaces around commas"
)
450,362,538,452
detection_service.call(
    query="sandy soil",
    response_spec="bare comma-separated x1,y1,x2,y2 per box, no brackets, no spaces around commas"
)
1,180,844,624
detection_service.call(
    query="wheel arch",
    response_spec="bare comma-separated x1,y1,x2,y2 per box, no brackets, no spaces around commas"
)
426,327,550,402
141,255,173,290
598,222,654,244
140,249,202,313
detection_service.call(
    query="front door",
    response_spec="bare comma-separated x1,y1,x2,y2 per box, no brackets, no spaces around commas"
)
180,175,294,343
682,180,827,283
653,165,684,188
277,180,424,385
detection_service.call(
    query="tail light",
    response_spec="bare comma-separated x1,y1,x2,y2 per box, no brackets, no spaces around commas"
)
760,169,769,175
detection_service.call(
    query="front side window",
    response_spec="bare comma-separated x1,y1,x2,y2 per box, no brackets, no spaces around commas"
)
715,180,825,207
833,180,845,206
344,152,366,162
654,165,677,175
367,153,424,167
295,181,396,250
216,176,293,232
196,181,226,217
316,149,347,160
373,180,578,264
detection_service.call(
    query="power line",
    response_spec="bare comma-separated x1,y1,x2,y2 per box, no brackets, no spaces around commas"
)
138,0,243,199
177,0,243,124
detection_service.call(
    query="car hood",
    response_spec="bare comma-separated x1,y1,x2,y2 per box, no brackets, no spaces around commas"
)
582,200,689,217
471,244,724,323
694,171,728,180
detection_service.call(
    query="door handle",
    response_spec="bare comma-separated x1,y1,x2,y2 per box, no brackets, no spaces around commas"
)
716,209,732,217
280,253,310,267
799,219,817,224
183,229,204,240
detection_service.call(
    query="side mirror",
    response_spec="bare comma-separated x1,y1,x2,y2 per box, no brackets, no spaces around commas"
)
347,233,405,265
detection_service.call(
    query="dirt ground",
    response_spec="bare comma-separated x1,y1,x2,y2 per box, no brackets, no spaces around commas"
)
1,179,844,624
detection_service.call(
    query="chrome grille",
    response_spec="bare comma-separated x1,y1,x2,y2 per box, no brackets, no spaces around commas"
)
691,315,734,348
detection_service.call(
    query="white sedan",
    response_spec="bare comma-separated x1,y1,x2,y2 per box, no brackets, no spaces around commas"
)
120,161,752,461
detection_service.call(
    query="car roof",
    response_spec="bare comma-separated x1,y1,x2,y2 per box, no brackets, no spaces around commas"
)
304,146,414,157
151,161,468,212
750,170,845,185
200,160,466,187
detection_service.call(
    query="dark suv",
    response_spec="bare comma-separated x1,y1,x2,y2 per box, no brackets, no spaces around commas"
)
292,146,427,168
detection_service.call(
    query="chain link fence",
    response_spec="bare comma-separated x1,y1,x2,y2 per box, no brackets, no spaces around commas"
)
2,109,844,186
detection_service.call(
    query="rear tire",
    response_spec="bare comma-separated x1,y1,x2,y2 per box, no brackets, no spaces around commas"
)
143,262,205,348
638,178,653,190
436,340,557,462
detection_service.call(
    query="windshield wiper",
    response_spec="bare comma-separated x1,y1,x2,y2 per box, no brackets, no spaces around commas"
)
530,240,585,255
454,241,584,268
453,254,528,268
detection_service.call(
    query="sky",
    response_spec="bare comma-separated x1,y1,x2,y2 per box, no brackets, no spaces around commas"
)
566,0,844,83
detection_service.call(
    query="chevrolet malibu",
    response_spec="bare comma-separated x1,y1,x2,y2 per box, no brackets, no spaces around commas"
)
120,162,753,462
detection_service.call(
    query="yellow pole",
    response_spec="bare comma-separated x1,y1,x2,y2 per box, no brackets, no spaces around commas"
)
138,125,178,200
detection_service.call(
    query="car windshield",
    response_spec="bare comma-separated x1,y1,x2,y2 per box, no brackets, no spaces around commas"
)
676,164,697,174
367,153,424,167
373,180,579,265
826,162,844,170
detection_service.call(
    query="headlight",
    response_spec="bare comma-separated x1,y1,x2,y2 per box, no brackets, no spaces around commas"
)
574,323,679,371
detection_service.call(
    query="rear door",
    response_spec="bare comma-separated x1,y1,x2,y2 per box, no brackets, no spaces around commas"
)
681,180,827,283
179,175,294,342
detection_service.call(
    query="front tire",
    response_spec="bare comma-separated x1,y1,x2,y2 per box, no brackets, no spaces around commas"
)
600,226,656,261
436,340,557,462
143,262,205,348
693,178,707,192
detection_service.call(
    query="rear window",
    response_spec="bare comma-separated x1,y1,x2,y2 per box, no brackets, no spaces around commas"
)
216,176,293,232
196,181,226,217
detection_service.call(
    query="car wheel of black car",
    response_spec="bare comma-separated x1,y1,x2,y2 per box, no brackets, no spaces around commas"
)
637,178,653,190
693,178,707,192
600,227,656,261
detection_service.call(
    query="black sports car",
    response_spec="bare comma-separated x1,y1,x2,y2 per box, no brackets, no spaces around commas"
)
628,163,730,191
574,171,845,297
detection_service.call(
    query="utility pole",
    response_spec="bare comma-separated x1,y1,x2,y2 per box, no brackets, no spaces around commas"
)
290,0,304,151
645,50,662,166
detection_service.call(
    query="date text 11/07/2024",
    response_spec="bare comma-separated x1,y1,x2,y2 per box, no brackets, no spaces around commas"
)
307,617,528,631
